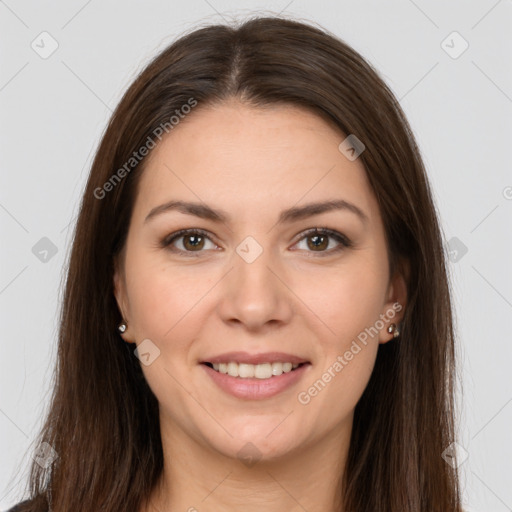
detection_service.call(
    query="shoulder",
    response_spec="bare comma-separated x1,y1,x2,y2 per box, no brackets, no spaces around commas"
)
4,500,32,512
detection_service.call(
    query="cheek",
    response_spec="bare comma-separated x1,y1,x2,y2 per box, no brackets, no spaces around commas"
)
294,257,387,347
124,255,221,344
290,258,385,408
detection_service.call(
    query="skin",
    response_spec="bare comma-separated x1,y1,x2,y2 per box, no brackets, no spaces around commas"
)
113,99,407,512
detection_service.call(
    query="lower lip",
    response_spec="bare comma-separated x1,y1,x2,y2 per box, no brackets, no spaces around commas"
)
201,363,311,400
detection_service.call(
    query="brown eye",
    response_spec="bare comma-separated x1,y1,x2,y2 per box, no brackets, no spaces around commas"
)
182,233,205,251
162,227,352,257
162,229,217,255
294,228,352,255
306,232,329,251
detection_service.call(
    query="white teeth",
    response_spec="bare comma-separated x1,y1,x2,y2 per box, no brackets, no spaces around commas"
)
209,361,301,379
254,363,272,379
227,362,239,377
239,363,255,378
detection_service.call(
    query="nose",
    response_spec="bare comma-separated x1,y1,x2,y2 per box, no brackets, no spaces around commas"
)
217,244,294,332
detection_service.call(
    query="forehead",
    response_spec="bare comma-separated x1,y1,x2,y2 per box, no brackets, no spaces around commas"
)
132,100,379,227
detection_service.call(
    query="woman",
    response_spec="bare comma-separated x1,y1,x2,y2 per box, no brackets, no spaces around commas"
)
8,15,462,512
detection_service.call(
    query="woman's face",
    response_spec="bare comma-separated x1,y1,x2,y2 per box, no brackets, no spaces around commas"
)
114,99,406,462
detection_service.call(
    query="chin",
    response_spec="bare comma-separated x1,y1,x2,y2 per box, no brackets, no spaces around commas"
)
205,422,304,463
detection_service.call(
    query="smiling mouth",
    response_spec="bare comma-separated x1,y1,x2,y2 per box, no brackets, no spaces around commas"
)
202,361,309,379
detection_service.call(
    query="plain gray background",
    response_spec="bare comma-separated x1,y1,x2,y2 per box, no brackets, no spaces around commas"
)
1,1,511,510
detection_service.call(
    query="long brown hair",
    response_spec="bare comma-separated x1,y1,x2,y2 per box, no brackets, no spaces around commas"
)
12,15,461,511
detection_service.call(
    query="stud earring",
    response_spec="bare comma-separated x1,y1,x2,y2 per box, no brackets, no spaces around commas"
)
118,322,127,334
387,323,400,339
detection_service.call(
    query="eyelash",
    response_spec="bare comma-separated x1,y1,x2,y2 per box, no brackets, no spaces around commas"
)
160,227,353,257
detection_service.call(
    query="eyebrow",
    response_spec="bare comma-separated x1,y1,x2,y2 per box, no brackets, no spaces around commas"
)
144,199,369,226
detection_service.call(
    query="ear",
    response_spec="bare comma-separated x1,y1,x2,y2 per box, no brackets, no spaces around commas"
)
113,255,135,344
378,259,408,344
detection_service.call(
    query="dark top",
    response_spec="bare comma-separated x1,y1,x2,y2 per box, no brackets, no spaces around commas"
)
5,501,31,511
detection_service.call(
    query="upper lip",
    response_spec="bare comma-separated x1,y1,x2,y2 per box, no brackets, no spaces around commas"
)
200,351,310,365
